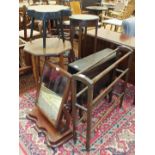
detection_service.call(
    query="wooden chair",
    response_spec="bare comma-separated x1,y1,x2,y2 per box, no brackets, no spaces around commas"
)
109,0,135,19
63,1,101,28
70,1,82,14
19,4,40,75
102,0,135,32
19,38,32,74
19,5,40,41
63,0,83,26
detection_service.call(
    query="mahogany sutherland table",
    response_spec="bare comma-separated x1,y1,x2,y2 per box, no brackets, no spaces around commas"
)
81,27,135,84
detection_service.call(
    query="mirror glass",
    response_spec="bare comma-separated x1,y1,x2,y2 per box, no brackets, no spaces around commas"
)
37,63,68,126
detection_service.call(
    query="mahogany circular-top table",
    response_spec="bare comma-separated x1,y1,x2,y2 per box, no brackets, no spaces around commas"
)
86,6,108,11
102,2,116,9
86,6,108,22
69,14,99,58
27,5,71,48
69,14,99,21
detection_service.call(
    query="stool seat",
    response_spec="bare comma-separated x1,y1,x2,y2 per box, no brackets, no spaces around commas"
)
24,38,72,56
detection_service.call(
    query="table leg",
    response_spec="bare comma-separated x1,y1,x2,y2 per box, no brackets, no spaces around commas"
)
30,17,35,41
31,55,40,93
59,15,65,42
43,19,47,49
78,26,82,58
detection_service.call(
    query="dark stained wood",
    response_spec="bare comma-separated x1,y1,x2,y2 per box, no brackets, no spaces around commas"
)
81,28,135,85
70,14,99,58
27,5,71,48
27,62,73,147
71,46,133,151
27,106,73,147
19,38,32,75
24,38,72,91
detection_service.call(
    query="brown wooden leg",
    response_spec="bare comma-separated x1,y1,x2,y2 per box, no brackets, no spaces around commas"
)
72,80,77,144
78,26,82,58
120,75,128,108
110,25,113,31
115,25,119,32
94,24,98,53
31,55,40,93
86,86,93,151
59,54,64,69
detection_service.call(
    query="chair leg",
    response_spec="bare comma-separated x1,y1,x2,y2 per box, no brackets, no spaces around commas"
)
103,23,106,29
110,25,114,31
59,54,64,69
115,25,119,32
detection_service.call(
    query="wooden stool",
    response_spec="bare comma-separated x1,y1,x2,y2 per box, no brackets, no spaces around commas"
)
70,14,99,58
27,5,71,48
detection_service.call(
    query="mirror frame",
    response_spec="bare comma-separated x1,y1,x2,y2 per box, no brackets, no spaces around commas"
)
36,61,72,128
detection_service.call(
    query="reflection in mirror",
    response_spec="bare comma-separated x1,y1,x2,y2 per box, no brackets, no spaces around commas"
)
42,64,68,97
37,63,69,126
38,83,62,124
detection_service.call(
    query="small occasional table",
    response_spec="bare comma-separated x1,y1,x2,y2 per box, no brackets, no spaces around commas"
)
88,28,135,49
27,5,71,48
102,2,116,9
86,6,108,22
24,38,72,92
84,28,135,84
69,14,99,58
